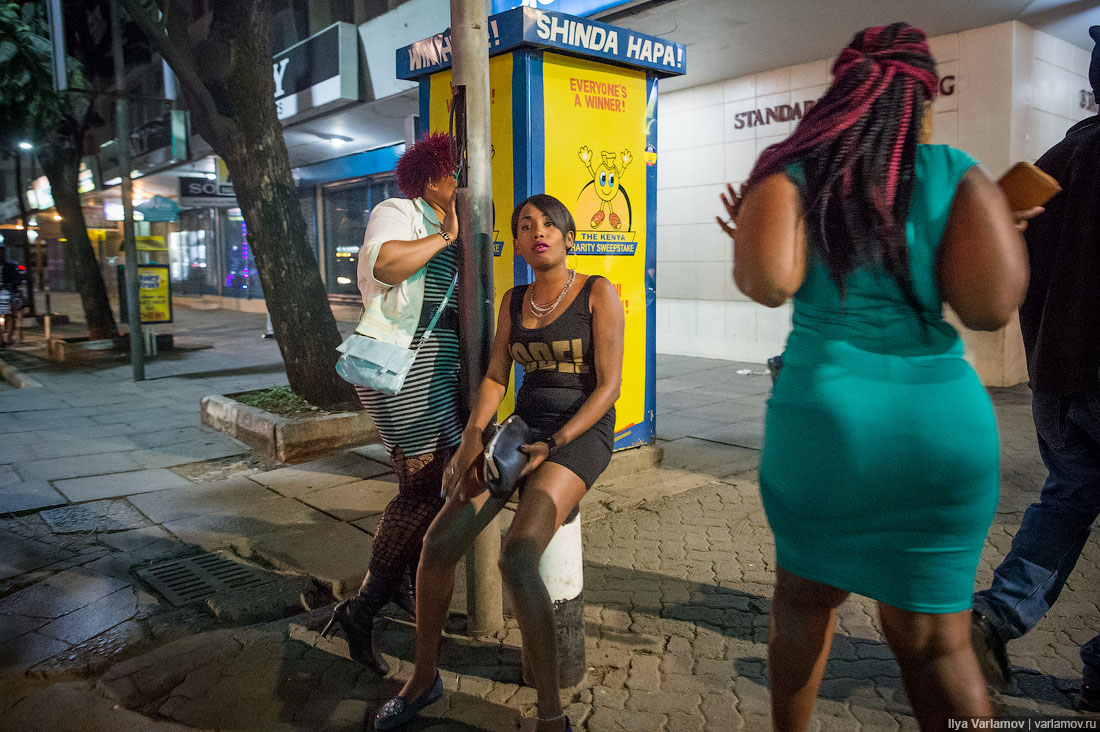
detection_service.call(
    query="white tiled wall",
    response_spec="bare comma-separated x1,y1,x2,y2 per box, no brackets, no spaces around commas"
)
655,21,1093,384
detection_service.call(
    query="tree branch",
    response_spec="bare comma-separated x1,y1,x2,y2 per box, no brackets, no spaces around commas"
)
114,0,228,144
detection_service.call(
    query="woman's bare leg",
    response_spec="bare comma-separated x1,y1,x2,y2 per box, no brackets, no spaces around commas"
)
769,567,849,732
397,488,508,699
500,463,587,732
878,604,991,729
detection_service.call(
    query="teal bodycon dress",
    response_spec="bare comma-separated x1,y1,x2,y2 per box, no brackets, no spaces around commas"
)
759,144,999,614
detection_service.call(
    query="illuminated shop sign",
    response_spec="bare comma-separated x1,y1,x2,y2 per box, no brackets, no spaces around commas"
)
77,159,100,194
100,109,190,183
272,22,360,122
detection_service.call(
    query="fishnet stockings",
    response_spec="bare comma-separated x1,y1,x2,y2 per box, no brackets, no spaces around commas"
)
367,446,454,584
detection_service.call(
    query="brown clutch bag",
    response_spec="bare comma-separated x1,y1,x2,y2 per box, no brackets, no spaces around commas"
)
998,162,1061,211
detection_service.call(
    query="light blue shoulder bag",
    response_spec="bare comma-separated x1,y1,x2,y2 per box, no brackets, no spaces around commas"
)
335,274,458,396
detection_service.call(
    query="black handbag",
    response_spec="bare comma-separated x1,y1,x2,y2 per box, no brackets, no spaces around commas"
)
484,415,533,498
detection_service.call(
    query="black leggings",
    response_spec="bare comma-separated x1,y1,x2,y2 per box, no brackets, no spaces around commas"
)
367,445,454,584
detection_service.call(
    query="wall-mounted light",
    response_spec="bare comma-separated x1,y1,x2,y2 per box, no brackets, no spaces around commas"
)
53,215,62,221
336,276,353,285
17,141,33,150
317,133,353,147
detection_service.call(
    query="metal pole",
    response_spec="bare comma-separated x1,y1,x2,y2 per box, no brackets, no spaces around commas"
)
451,0,502,637
110,0,144,380
46,0,68,92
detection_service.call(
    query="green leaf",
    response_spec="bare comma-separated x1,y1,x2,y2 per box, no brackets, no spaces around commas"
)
0,40,15,64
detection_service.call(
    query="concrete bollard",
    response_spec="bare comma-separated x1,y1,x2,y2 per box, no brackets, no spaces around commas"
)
522,512,585,688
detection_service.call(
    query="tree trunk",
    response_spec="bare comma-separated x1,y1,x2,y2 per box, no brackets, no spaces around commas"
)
120,0,356,406
38,139,119,340
190,4,355,408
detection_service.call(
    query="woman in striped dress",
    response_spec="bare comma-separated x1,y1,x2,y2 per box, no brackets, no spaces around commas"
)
321,133,464,675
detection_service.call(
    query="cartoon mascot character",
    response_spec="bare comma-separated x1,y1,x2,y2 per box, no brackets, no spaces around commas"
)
578,146,632,229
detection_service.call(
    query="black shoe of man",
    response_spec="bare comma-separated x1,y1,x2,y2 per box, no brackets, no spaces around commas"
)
1079,670,1100,712
971,610,1013,692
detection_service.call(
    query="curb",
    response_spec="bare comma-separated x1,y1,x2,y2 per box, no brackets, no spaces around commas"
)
201,394,378,463
0,354,42,389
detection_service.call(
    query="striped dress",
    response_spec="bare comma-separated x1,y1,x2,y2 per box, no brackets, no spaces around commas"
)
356,244,463,457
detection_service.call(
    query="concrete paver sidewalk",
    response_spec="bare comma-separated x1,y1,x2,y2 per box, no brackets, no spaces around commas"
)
1,305,1098,730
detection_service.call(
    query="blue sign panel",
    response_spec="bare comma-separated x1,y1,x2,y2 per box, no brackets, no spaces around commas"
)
489,0,632,17
396,7,686,81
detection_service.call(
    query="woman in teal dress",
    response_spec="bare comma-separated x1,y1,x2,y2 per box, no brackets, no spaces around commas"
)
716,24,1028,730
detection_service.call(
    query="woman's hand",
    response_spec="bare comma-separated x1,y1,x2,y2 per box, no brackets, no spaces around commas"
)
716,183,743,241
518,441,550,478
442,191,459,240
441,437,482,502
1013,206,1044,232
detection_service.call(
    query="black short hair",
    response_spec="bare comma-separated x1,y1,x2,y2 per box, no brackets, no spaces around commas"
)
510,194,576,242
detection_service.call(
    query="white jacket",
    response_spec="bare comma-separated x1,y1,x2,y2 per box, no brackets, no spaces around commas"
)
355,197,439,347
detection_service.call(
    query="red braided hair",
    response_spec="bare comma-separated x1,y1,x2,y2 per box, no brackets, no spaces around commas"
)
746,23,938,312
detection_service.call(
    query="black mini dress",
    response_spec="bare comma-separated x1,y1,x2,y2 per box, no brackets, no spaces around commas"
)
509,274,615,489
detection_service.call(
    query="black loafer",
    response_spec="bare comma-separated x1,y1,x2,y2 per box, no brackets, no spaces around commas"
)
971,610,1012,693
374,674,443,730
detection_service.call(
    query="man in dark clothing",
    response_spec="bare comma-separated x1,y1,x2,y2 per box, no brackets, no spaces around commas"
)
0,245,24,347
971,26,1100,712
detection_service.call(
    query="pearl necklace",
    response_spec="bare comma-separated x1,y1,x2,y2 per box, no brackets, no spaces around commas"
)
528,269,576,319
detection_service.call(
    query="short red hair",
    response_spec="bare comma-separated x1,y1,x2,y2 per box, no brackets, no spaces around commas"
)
396,132,455,199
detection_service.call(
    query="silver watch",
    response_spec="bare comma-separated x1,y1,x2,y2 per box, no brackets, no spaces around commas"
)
439,231,453,244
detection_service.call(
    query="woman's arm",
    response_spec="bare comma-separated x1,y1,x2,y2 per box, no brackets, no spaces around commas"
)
720,176,808,307
368,194,459,287
937,167,1029,331
442,289,516,500
521,276,624,475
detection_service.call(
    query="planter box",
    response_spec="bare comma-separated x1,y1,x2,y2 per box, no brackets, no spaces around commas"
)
45,334,174,363
200,394,378,463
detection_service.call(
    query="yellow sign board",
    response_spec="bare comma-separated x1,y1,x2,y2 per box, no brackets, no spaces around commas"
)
136,236,168,252
138,264,173,324
415,0,685,448
543,52,648,446
428,54,518,418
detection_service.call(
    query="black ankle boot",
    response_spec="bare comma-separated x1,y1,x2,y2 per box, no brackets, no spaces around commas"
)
394,570,416,620
320,574,396,674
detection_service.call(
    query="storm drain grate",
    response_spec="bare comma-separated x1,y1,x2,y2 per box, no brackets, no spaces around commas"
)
136,551,278,607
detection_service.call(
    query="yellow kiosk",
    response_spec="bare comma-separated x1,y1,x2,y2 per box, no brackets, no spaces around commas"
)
398,7,685,450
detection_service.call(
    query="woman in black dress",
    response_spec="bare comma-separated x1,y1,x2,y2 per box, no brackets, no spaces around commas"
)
373,194,624,732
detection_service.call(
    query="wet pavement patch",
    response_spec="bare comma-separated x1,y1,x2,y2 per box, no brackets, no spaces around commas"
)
40,500,150,534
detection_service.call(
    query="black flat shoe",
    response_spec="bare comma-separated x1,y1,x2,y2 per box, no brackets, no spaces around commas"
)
374,674,443,730
320,599,389,675
971,610,1012,692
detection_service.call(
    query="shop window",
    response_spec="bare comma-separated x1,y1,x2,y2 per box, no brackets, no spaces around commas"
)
322,175,398,297
170,208,217,295
222,207,262,298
